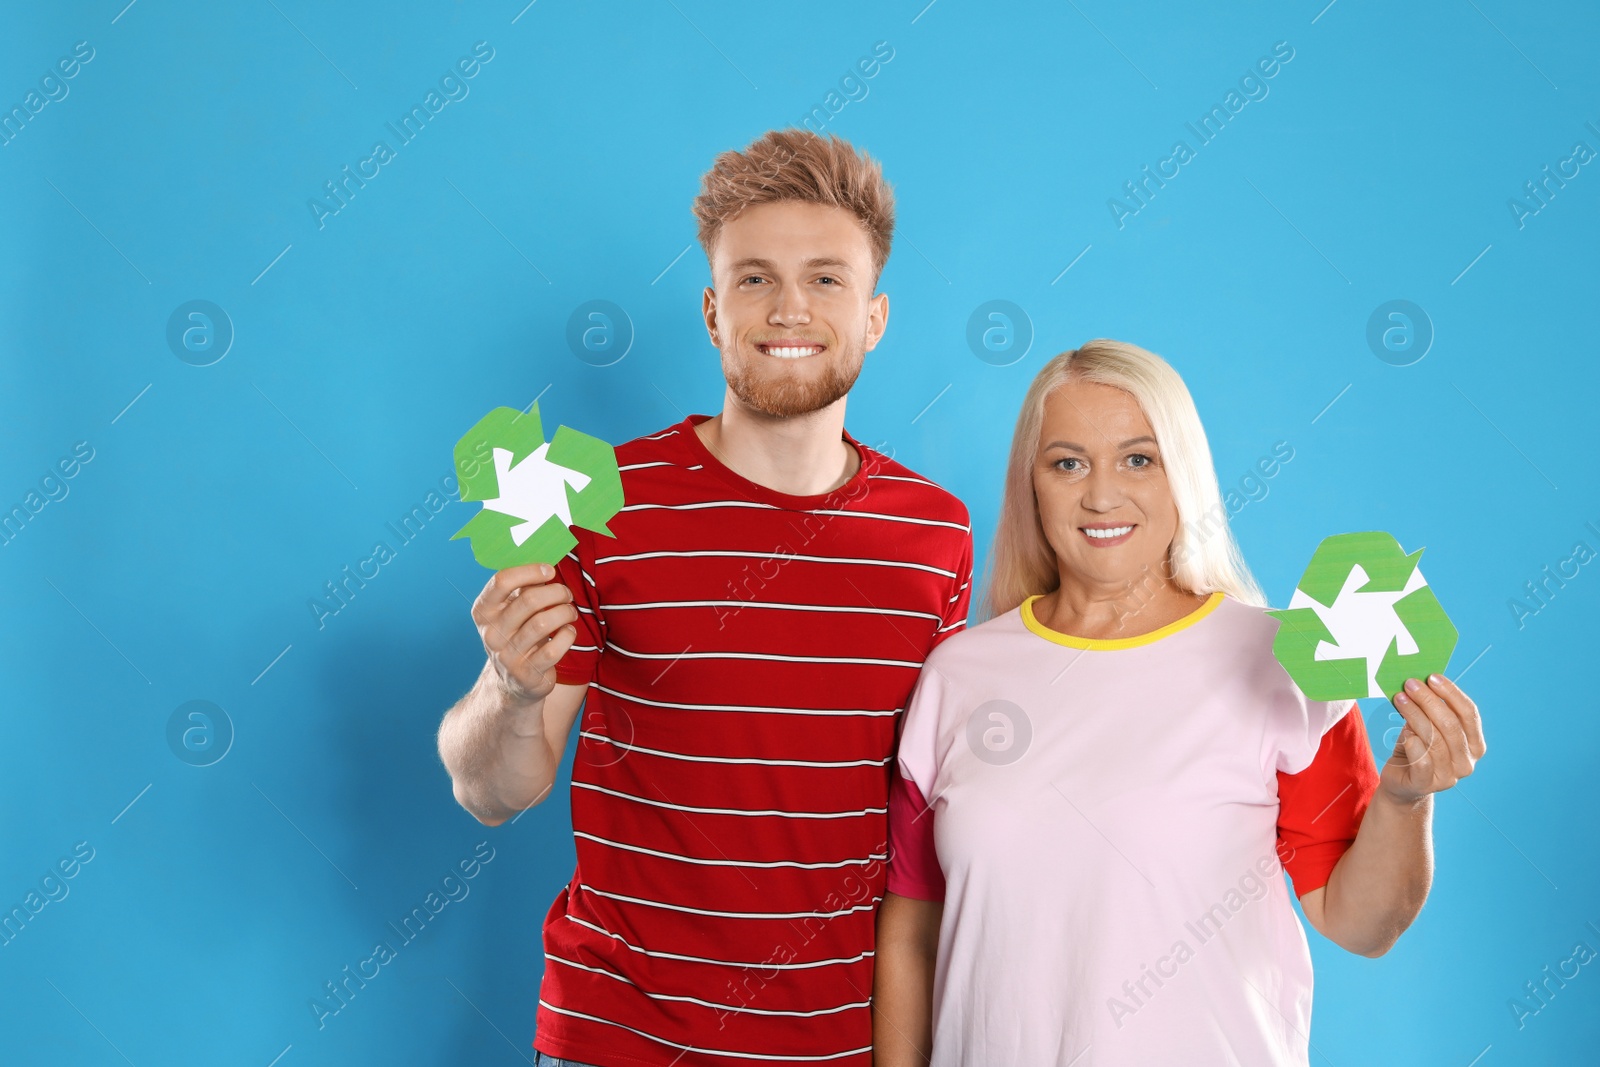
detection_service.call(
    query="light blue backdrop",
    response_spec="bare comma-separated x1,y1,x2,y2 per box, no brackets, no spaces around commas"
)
3,1,1596,1063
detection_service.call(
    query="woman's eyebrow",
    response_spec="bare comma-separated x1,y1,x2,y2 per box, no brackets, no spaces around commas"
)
1044,435,1157,451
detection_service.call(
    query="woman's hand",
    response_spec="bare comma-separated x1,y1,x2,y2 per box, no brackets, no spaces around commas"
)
1381,673,1487,803
1303,673,1485,956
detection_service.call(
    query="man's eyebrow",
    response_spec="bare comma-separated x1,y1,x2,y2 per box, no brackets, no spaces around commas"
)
1044,435,1158,451
727,256,857,274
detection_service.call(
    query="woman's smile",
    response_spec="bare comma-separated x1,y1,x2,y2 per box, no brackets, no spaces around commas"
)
1080,522,1136,547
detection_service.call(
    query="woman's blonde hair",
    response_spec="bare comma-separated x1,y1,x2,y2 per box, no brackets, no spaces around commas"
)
979,338,1268,621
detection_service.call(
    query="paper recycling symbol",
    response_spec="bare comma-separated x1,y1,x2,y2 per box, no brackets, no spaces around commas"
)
1266,531,1458,701
450,403,623,570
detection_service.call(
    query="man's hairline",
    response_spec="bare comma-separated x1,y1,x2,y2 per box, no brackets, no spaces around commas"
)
699,202,889,294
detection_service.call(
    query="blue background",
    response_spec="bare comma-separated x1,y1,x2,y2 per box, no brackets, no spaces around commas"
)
3,1,1597,1063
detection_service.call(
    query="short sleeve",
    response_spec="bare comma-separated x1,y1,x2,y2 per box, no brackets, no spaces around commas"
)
886,769,945,901
931,529,974,651
888,655,954,901
1275,702,1381,897
551,526,605,687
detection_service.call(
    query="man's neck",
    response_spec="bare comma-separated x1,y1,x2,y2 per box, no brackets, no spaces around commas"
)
693,392,859,497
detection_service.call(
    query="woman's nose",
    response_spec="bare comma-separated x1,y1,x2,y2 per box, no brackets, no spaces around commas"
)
1080,465,1122,510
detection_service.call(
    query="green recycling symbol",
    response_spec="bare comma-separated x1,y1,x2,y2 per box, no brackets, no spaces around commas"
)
450,403,623,570
1266,531,1458,701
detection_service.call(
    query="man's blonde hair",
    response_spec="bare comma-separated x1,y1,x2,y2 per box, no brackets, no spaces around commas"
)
692,128,895,286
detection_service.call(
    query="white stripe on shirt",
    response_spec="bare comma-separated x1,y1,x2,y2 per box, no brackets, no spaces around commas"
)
601,599,942,622
538,999,872,1060
603,640,922,669
545,953,869,1017
562,914,874,970
577,882,882,920
593,548,957,579
620,499,968,532
576,732,890,768
574,830,887,869
591,682,899,718
573,780,885,818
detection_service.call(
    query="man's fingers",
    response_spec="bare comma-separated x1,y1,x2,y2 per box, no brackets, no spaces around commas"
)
496,581,574,640
513,622,578,686
528,623,578,675
1427,674,1487,760
505,603,579,663
475,563,558,618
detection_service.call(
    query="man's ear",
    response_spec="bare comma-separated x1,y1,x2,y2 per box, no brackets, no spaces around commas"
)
702,285,719,346
863,290,890,353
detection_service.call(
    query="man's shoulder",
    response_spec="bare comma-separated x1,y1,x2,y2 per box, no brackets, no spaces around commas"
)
614,418,694,464
855,444,971,529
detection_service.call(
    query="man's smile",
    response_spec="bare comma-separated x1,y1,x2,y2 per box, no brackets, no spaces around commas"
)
756,340,827,359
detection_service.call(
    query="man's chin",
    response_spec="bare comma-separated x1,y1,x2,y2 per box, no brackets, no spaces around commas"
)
731,382,852,419
723,355,861,419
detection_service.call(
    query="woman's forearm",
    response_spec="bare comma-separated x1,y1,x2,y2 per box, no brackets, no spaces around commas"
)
1304,790,1433,956
872,892,941,1066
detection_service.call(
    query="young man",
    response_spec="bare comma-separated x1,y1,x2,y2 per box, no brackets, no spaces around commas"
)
436,129,974,1067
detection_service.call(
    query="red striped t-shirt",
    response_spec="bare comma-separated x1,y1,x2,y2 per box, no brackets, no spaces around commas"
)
535,413,973,1067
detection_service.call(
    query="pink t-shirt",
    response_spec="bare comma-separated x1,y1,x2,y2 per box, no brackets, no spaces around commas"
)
886,592,1380,1066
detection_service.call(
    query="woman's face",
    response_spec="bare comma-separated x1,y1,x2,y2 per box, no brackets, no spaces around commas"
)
1032,380,1183,593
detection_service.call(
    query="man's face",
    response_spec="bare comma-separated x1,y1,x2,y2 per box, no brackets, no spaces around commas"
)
702,200,888,419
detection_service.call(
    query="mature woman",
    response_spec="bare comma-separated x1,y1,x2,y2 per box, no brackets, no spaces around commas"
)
871,340,1485,1065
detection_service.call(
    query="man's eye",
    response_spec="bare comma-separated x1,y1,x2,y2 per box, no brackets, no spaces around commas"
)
742,275,766,285
817,276,837,285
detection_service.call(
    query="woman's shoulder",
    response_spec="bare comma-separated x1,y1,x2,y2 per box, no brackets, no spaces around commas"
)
922,604,1034,673
1204,594,1346,711
1192,591,1298,645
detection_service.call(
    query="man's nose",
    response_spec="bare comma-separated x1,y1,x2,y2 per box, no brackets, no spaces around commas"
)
769,284,811,326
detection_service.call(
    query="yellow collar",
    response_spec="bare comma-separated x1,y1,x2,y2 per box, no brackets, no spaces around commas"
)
1020,591,1225,650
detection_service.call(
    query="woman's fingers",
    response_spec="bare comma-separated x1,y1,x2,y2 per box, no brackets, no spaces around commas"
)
1393,721,1430,776
1397,679,1473,783
1427,674,1486,760
1388,695,1436,776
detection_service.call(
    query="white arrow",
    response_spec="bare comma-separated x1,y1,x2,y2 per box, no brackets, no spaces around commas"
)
478,443,591,546
1286,562,1428,698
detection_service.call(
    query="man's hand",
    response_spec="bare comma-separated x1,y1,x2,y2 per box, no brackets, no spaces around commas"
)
1382,673,1486,804
472,562,579,707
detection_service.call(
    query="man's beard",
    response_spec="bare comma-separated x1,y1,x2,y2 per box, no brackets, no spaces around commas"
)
720,334,866,418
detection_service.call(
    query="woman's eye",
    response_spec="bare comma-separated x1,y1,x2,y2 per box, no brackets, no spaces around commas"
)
1127,453,1152,468
1055,457,1083,472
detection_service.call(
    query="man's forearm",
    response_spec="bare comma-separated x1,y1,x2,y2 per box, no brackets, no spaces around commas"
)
1318,791,1433,956
439,659,559,825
